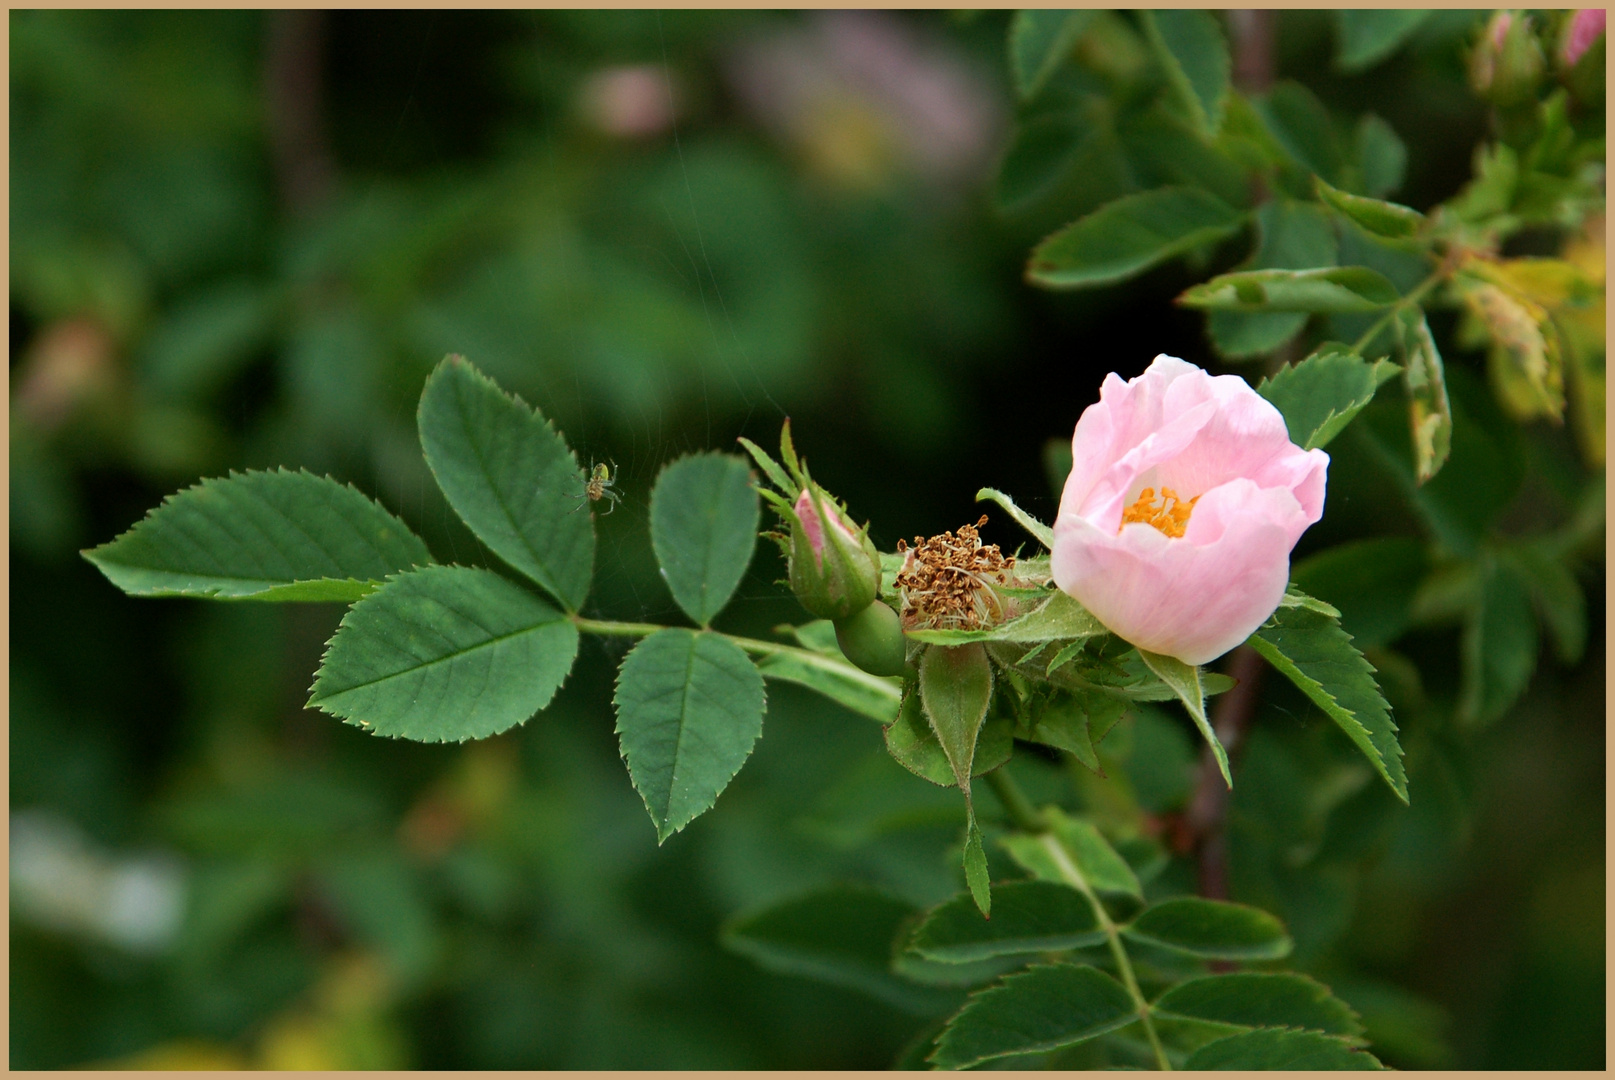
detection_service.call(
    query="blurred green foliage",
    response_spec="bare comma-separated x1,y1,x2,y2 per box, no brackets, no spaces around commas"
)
10,9,1603,1069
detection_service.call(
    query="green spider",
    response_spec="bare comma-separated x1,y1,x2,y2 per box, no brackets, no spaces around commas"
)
573,459,621,515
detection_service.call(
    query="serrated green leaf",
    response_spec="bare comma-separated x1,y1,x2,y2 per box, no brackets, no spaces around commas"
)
906,589,1105,646
997,640,1236,703
1047,810,1141,899
1255,81,1346,184
1207,200,1338,362
997,110,1092,213
307,565,578,741
1333,10,1432,73
1117,103,1249,209
997,811,1140,901
1184,1028,1383,1069
1009,10,1095,100
908,880,1103,963
417,354,593,611
1140,10,1230,138
1123,897,1293,960
1505,544,1586,664
1208,310,1309,361
1152,973,1365,1039
918,644,995,792
887,684,1012,787
1027,689,1127,774
1179,266,1400,314
1315,176,1424,239
1249,602,1407,801
720,885,959,1015
963,815,991,917
1355,113,1407,199
1278,584,1342,618
930,963,1137,1069
755,644,902,724
893,948,1025,991
1137,650,1230,788
1257,345,1398,450
613,628,767,841
1254,199,1341,270
1028,186,1247,290
648,453,758,627
975,486,1054,549
83,469,433,602
1458,557,1538,727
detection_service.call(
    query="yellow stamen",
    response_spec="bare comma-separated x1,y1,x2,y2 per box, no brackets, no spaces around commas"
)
1119,486,1199,539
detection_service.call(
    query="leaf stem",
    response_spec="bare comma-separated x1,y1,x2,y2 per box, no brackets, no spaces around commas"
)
569,617,903,707
1039,832,1171,1072
1349,269,1445,355
983,767,1045,833
572,617,667,637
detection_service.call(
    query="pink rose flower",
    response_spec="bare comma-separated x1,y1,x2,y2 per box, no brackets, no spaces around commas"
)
1050,355,1328,666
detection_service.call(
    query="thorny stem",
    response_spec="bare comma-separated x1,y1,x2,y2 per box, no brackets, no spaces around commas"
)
985,769,1171,1071
1040,831,1172,1071
1350,270,1447,355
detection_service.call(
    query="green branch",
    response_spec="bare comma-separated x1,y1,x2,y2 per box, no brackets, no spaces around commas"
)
570,616,901,704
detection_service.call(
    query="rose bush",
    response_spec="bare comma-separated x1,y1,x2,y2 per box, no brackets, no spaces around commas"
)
1050,355,1329,666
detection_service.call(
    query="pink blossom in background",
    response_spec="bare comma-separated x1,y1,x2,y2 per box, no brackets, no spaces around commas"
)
1050,355,1329,666
725,11,1002,192
1563,8,1605,66
578,65,675,139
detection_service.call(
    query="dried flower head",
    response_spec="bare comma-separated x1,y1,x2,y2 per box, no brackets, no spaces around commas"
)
893,515,1017,630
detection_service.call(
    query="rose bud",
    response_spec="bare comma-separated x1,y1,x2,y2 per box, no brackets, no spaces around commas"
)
788,483,882,621
1469,11,1546,106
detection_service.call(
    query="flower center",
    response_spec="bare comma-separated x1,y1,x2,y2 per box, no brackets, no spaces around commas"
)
1119,487,1199,539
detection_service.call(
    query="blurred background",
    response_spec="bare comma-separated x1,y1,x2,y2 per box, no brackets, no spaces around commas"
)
9,9,1602,1069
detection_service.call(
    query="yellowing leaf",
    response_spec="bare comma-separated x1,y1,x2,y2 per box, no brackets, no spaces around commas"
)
1456,275,1564,422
